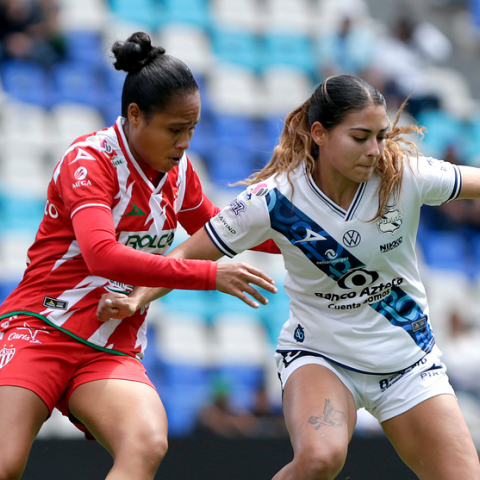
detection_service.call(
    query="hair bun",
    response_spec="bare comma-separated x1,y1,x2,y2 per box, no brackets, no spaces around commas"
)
112,32,165,74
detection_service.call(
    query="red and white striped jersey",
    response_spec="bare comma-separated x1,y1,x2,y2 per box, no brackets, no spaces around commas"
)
0,117,216,359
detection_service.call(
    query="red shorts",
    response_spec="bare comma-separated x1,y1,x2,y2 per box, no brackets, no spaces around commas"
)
0,314,156,439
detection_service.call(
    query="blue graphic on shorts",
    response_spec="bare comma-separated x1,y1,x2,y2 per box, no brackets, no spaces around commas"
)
266,189,434,353
294,324,305,343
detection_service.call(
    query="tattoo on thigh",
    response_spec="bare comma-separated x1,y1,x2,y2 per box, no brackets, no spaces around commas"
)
308,399,346,430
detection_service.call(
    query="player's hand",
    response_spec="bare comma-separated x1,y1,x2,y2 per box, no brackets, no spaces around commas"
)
215,262,277,308
97,292,138,322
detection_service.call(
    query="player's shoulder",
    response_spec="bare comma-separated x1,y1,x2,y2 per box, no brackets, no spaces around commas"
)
63,126,122,167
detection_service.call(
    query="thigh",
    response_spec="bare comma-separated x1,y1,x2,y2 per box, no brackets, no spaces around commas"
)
0,386,49,478
283,364,357,464
68,378,167,455
382,394,480,480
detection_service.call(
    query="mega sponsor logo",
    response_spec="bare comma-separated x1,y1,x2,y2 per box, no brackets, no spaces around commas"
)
74,166,88,180
124,231,174,250
380,236,403,253
72,180,92,188
377,207,403,234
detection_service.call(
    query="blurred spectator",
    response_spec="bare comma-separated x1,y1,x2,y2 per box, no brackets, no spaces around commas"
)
370,13,451,116
317,14,376,79
0,0,64,66
194,377,288,439
441,310,480,400
421,145,480,236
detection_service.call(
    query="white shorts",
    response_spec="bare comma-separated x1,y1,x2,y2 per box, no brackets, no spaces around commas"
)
275,345,455,423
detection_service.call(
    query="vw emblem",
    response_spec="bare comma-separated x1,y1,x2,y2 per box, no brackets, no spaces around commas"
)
343,230,361,247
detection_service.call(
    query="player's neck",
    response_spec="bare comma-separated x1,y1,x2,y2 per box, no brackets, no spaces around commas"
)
312,168,360,210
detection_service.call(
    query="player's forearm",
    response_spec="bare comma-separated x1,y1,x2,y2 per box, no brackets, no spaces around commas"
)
129,227,220,311
129,286,172,310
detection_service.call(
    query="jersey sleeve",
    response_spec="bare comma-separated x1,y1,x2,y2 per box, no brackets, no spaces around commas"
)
73,206,217,290
53,142,117,217
205,186,273,258
408,156,462,206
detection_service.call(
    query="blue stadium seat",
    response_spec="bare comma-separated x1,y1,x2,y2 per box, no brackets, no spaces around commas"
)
0,280,20,303
419,231,473,276
109,0,160,30
215,364,265,411
207,144,256,191
211,113,257,150
64,30,105,66
211,28,262,72
141,326,164,389
415,109,463,159
160,289,214,321
188,113,215,159
159,383,211,436
0,61,51,108
458,113,480,166
161,0,211,29
0,193,45,231
51,62,104,108
101,65,126,125
262,32,316,76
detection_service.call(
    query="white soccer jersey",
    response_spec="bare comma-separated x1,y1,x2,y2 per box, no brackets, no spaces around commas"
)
0,117,213,359
206,156,461,374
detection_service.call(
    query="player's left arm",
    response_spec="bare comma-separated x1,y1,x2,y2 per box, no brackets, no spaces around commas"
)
457,165,480,199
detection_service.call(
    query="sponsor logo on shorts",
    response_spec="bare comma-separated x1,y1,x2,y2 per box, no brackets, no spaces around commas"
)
0,347,15,369
43,297,68,310
379,357,428,392
8,322,49,344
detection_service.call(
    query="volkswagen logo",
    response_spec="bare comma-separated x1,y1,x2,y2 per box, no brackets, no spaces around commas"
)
343,230,361,247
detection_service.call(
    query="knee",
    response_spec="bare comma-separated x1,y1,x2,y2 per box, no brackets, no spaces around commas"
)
128,425,168,468
295,443,347,480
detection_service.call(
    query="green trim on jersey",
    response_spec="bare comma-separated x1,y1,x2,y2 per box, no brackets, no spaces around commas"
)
0,310,132,358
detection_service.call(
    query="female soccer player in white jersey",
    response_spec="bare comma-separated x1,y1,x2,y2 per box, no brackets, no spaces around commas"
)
100,74,480,479
0,32,278,480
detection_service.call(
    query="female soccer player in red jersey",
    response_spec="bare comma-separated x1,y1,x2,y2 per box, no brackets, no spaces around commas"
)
0,32,277,480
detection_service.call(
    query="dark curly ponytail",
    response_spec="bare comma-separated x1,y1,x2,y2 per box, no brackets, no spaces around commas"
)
112,32,198,120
